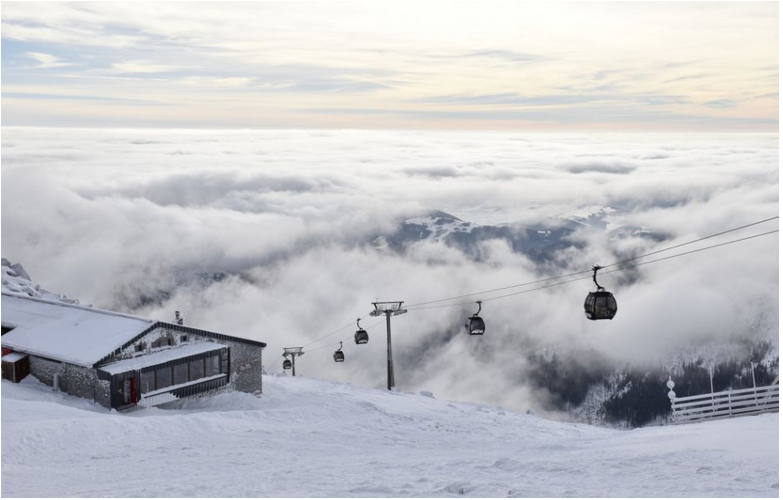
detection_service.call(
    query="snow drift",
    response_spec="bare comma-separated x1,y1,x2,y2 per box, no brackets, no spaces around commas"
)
1,374,778,497
1,259,79,305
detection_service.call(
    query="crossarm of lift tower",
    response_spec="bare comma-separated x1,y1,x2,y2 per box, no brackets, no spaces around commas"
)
370,302,408,316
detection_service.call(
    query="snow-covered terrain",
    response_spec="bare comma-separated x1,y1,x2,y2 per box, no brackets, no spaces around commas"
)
1,259,79,305
1,375,778,497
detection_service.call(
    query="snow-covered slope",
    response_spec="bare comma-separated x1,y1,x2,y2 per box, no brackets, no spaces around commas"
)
1,259,79,305
1,375,778,497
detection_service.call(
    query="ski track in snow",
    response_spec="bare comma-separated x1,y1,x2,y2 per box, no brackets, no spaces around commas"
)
1,375,778,498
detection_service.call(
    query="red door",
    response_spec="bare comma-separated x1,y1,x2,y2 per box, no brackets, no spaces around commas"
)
130,377,138,404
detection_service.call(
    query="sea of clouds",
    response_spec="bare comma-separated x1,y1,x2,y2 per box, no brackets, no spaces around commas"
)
1,127,778,412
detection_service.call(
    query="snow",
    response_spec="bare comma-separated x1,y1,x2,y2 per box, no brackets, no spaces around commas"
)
1,352,28,363
1,259,79,305
99,342,226,374
141,374,227,400
558,205,617,221
403,215,478,242
3,352,27,363
1,294,153,367
1,374,778,497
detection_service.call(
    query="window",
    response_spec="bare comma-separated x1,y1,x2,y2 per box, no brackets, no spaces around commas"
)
173,363,188,385
135,342,146,353
140,370,155,393
152,337,173,349
189,359,204,381
221,350,229,373
205,355,220,377
180,335,188,342
156,366,172,389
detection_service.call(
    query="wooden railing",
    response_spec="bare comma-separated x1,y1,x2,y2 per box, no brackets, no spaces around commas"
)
667,380,779,424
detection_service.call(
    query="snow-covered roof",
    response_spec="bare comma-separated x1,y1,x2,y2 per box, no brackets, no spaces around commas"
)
2,352,28,363
98,342,226,375
1,293,154,367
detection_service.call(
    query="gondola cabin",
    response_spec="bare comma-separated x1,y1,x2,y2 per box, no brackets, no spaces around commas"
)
354,319,369,344
464,301,485,336
465,316,485,335
354,330,368,344
283,359,292,370
584,291,617,320
584,265,617,321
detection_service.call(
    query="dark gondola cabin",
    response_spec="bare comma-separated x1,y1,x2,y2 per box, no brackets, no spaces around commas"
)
584,266,617,321
584,291,617,320
464,301,485,336
354,319,368,344
282,359,292,370
333,342,345,363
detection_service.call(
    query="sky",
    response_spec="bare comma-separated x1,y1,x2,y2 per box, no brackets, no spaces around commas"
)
1,1,779,131
0,1,779,413
1,128,778,410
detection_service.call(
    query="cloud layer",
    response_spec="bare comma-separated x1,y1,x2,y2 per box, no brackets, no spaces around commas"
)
1,128,778,411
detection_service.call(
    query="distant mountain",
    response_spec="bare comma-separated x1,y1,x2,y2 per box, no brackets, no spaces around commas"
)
109,268,232,311
374,208,667,263
101,206,666,310
106,207,665,310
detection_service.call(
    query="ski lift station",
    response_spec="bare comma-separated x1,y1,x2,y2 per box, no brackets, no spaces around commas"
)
0,293,266,410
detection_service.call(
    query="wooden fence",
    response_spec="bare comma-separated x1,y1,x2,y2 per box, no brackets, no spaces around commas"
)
667,380,779,424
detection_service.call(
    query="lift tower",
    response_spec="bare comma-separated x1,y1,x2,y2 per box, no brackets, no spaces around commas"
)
283,347,304,377
370,302,408,391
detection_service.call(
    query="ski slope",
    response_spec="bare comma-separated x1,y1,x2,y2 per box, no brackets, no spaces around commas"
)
1,375,778,497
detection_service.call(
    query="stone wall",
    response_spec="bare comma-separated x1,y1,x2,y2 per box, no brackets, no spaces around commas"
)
29,356,109,408
218,338,264,394
29,356,64,388
94,379,111,408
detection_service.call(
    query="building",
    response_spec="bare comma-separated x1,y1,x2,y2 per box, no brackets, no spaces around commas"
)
1,292,266,410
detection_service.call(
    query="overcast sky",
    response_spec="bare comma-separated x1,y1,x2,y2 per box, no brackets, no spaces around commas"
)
1,2,778,130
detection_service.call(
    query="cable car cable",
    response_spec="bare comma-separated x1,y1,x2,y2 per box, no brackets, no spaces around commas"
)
404,215,778,309
303,319,387,352
301,313,371,349
407,228,779,309
600,215,779,270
